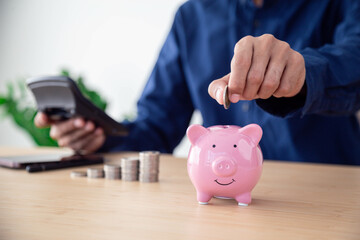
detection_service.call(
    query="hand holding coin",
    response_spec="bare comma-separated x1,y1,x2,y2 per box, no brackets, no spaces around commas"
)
208,34,306,105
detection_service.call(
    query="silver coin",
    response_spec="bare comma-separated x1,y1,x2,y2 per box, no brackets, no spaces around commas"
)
122,173,138,177
139,165,159,169
70,171,87,178
139,151,160,182
121,157,139,167
121,157,140,181
139,173,159,178
104,164,121,180
122,174,138,181
223,85,230,109
105,173,121,180
87,168,104,178
139,174,159,183
104,164,121,171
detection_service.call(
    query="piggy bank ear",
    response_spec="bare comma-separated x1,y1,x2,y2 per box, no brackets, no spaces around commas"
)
187,124,209,145
239,124,263,145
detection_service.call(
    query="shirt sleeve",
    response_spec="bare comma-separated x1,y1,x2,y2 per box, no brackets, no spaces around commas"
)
99,8,194,153
257,1,360,117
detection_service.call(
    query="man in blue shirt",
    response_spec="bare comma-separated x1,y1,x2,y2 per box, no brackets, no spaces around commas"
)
35,0,360,165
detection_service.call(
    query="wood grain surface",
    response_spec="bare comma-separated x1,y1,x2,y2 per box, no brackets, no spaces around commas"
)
0,147,359,240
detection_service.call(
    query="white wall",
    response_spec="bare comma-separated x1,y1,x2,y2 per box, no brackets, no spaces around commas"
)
0,0,201,157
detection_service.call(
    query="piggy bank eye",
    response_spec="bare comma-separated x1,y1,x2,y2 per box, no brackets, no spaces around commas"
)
212,144,216,148
233,144,237,148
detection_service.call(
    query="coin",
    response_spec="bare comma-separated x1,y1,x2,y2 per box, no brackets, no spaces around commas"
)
104,164,121,180
223,85,230,109
70,171,87,178
87,168,104,178
139,151,160,183
138,174,158,183
121,157,139,181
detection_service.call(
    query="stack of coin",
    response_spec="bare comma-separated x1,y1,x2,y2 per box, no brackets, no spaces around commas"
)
121,157,139,181
139,151,160,182
104,164,121,180
87,168,104,178
70,171,87,178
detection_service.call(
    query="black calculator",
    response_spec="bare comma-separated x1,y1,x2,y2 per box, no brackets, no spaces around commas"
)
27,76,128,136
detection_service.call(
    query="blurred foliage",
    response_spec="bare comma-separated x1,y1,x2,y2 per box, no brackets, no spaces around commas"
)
0,69,108,146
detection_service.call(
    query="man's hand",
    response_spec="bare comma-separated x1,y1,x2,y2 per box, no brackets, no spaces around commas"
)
208,34,306,104
34,112,105,154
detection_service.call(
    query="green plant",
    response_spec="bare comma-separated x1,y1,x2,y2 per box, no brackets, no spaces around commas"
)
0,69,108,146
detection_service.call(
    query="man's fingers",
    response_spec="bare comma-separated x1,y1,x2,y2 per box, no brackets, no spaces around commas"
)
273,52,305,98
34,112,51,128
257,57,287,99
35,112,104,154
57,121,95,147
208,34,305,103
257,40,290,99
69,128,105,154
228,36,253,103
84,128,106,153
49,118,85,140
208,74,230,105
241,37,272,100
273,66,293,98
257,63,283,99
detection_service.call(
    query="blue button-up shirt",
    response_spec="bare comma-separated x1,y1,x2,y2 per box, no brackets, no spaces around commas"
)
102,0,360,165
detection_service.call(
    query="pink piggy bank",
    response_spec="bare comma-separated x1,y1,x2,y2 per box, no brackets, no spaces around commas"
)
187,124,263,206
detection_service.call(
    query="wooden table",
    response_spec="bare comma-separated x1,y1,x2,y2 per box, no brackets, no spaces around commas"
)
0,147,359,240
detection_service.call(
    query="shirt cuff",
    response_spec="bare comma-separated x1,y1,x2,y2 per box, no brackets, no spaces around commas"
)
255,84,307,118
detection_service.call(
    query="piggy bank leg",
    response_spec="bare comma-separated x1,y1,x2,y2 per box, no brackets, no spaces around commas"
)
197,192,212,205
235,192,251,206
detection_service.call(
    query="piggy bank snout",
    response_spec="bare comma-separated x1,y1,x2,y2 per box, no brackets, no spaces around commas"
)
211,157,237,177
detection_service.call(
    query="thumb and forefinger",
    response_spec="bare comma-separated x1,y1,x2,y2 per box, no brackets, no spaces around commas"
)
208,74,230,105
34,112,51,128
208,37,253,106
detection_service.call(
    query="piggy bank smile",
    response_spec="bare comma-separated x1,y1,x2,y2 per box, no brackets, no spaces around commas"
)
214,178,235,186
